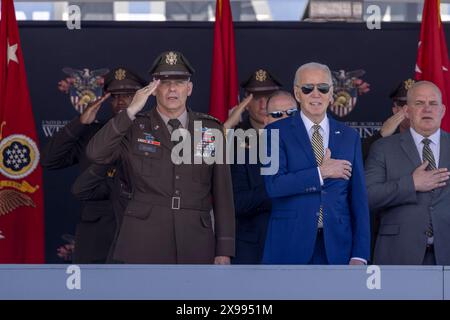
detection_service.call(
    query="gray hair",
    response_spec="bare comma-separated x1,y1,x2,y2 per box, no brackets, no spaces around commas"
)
294,62,333,86
407,80,442,105
266,90,297,113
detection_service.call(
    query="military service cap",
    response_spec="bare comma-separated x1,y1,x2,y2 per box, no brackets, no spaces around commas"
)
389,78,415,104
104,67,146,94
241,69,282,95
148,51,195,79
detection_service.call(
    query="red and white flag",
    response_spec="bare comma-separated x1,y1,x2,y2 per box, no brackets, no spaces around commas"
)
415,0,450,130
0,0,45,263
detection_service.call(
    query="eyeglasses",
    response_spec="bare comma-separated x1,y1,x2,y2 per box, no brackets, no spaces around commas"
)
297,83,332,95
268,107,298,118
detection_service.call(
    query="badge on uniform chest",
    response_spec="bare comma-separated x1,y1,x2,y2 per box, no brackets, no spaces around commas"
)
195,127,216,158
137,132,161,147
137,132,160,153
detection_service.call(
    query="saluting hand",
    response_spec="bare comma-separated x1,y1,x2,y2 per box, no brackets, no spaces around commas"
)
379,111,405,137
319,148,353,180
127,80,160,118
223,94,253,129
80,93,111,125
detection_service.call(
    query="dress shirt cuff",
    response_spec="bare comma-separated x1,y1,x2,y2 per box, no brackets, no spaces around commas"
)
317,167,324,186
351,257,367,264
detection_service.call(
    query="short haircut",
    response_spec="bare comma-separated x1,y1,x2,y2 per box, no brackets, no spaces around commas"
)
294,62,333,86
266,90,298,113
406,80,442,105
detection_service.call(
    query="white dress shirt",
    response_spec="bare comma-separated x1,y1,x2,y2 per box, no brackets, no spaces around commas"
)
300,111,329,185
409,127,441,168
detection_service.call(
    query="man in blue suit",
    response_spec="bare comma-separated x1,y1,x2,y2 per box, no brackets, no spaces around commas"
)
262,62,370,265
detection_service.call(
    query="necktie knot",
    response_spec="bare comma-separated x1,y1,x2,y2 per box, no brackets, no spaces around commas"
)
313,124,321,133
422,138,431,146
168,118,182,132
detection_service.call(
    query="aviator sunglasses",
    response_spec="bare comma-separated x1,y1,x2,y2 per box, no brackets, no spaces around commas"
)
268,107,298,118
298,83,332,95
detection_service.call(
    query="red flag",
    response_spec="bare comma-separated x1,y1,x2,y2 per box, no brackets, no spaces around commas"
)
0,0,45,263
415,0,450,130
208,0,239,122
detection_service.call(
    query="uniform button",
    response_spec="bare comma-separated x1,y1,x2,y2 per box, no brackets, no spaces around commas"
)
175,175,180,180
175,190,180,195
144,152,149,156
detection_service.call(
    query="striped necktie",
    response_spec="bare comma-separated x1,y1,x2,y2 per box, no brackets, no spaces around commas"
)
312,124,324,228
422,138,436,170
422,138,436,239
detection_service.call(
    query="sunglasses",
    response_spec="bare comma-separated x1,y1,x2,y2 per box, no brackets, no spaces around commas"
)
298,83,331,95
268,107,298,118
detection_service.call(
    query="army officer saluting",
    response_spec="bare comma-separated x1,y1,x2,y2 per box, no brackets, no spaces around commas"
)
86,51,235,264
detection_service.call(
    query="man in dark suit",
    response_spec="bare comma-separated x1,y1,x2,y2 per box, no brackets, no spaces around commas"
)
41,67,145,263
86,51,235,264
229,69,282,264
262,62,370,265
366,80,450,265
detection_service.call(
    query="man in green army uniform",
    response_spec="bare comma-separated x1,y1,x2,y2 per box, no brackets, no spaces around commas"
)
86,51,235,264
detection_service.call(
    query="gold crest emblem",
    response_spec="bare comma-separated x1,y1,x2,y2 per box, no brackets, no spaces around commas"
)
255,69,267,82
404,78,415,91
165,52,178,65
115,68,126,81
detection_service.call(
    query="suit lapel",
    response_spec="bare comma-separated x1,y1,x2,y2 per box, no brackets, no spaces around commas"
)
400,130,422,169
438,130,450,169
435,130,450,198
328,117,342,158
291,112,317,167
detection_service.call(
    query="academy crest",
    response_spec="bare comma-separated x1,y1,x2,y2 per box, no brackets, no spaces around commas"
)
329,69,370,118
58,67,109,114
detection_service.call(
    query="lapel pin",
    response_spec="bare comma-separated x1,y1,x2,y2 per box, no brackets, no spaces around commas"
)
154,125,159,130
139,124,145,129
335,130,341,134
